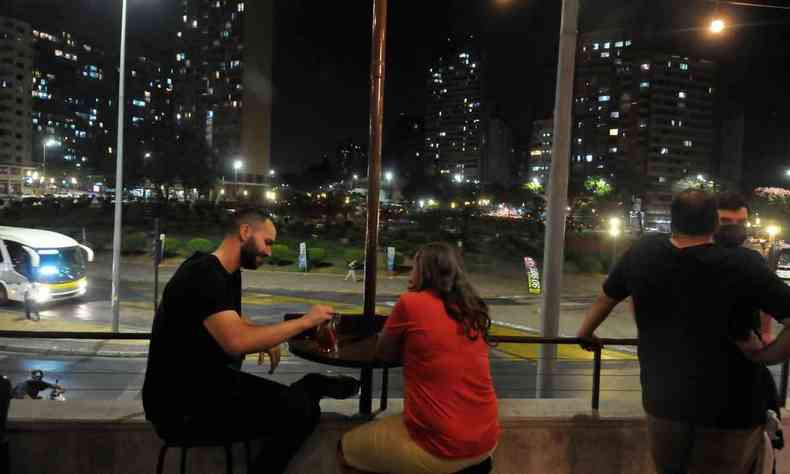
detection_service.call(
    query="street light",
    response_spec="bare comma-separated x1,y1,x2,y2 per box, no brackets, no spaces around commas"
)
709,18,726,34
42,138,59,188
233,160,243,196
608,217,622,271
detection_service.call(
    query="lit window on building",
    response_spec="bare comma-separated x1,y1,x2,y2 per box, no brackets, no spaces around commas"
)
611,111,620,118
641,63,650,71
54,49,63,57
680,63,689,71
576,137,583,144
678,91,687,99
639,120,647,128
183,15,187,23
586,154,594,162
593,43,599,50
599,95,610,102
625,40,632,46
238,2,245,12
609,147,618,153
615,41,624,47
640,81,650,88
609,128,619,136
192,20,198,28
659,177,666,183
684,140,692,147
132,99,146,107
603,42,610,49
601,52,610,58
660,147,669,155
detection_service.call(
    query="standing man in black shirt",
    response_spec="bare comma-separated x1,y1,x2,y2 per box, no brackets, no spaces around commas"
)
143,209,359,474
576,190,790,474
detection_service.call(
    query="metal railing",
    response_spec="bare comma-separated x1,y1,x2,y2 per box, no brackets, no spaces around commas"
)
0,331,786,412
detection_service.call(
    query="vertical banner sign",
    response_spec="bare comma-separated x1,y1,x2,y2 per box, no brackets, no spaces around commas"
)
386,246,396,272
298,242,307,271
524,257,541,295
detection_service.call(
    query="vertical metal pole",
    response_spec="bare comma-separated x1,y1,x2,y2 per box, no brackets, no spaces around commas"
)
362,0,388,319
153,218,160,313
537,0,578,398
781,360,789,408
592,346,602,410
111,0,129,332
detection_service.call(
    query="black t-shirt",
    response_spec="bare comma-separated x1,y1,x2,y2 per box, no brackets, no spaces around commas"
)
604,234,790,428
142,252,242,422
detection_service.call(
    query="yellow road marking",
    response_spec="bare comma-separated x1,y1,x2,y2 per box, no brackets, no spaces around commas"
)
490,325,636,361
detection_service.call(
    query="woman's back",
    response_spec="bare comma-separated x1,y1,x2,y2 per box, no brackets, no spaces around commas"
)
386,290,499,459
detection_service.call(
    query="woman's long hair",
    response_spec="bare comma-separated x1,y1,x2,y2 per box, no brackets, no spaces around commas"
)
409,242,492,344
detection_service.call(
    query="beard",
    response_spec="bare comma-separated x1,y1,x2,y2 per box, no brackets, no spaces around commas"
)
240,238,262,270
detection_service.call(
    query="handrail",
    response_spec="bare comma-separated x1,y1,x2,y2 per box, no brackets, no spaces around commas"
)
0,331,783,412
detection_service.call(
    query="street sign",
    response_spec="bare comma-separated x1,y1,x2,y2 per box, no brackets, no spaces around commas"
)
298,242,307,271
524,257,541,295
386,246,396,272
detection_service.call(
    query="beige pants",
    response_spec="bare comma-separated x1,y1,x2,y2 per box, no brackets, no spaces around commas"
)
341,415,495,474
648,415,764,474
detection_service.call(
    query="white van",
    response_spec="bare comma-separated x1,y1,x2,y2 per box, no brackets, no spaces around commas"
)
0,227,94,305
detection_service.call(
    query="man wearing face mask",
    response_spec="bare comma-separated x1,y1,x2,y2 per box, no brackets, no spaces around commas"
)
143,209,360,474
716,192,774,342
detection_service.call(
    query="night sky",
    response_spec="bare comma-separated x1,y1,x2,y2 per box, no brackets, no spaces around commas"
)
7,0,790,190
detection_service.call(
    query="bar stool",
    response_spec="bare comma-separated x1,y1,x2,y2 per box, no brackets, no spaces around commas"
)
155,438,252,474
455,457,492,474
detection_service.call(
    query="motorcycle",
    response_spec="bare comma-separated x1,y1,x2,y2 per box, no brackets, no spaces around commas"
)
11,370,66,401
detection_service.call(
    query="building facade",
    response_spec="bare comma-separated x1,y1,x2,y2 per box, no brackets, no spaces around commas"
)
0,17,35,195
483,116,514,188
573,31,716,229
424,35,485,184
527,118,553,186
30,28,113,182
175,0,273,195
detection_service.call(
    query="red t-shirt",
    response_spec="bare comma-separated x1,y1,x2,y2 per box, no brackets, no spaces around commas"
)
384,290,500,459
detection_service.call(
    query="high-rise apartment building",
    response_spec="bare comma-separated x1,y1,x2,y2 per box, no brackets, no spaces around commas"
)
425,35,485,184
484,116,514,188
0,16,34,195
175,0,273,193
573,31,716,229
527,118,553,186
30,28,113,178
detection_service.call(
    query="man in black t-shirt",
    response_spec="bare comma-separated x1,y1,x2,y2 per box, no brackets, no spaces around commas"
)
142,209,359,474
577,190,790,474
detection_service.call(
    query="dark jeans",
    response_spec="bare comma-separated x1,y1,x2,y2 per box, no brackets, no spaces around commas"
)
647,415,763,474
152,371,325,474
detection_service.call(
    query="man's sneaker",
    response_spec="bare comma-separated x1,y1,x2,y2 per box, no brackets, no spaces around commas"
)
306,373,360,399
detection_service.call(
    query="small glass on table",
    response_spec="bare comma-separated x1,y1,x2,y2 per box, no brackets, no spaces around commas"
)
316,312,342,353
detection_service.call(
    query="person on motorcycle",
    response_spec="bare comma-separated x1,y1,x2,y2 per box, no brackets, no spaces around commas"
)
11,370,62,399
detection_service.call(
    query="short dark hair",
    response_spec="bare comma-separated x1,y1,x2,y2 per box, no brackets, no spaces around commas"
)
223,208,271,235
717,192,750,213
671,189,718,236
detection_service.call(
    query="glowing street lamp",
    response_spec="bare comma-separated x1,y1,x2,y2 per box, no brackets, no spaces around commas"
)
767,224,781,239
709,18,726,34
608,217,623,271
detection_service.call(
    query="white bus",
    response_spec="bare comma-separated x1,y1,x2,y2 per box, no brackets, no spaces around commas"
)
0,227,94,305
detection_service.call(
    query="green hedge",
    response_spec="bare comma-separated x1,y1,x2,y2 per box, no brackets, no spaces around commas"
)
270,244,294,265
163,237,182,258
307,248,326,267
122,232,147,255
186,238,216,254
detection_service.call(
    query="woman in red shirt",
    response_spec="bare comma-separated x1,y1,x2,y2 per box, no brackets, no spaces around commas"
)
339,242,500,474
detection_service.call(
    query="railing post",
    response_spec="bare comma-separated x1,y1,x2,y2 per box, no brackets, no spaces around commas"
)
592,346,602,411
781,360,789,408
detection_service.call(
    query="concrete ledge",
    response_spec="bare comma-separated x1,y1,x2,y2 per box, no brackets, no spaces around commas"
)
6,399,790,473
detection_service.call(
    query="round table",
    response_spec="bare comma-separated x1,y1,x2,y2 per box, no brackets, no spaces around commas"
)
287,316,400,416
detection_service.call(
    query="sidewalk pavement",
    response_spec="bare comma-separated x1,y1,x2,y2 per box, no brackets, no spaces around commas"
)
0,253,639,357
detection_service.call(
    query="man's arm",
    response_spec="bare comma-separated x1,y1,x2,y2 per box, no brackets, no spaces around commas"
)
576,292,623,348
750,319,790,365
204,305,333,357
